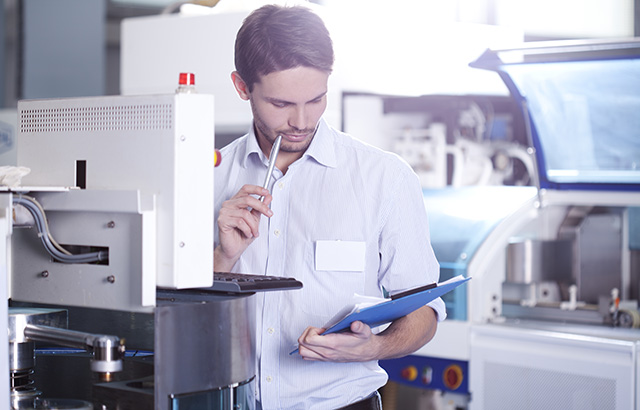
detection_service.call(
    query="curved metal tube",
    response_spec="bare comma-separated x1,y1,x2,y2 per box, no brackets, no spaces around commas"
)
24,324,125,375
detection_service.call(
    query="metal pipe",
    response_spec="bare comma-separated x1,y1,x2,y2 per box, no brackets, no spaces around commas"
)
24,324,125,375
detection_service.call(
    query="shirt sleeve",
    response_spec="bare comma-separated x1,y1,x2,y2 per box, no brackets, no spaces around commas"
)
377,162,447,321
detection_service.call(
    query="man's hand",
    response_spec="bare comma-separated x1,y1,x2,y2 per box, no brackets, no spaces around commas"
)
297,321,380,362
214,184,273,271
296,306,437,362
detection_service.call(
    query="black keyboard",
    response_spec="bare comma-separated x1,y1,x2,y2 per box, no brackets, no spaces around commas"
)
209,271,303,293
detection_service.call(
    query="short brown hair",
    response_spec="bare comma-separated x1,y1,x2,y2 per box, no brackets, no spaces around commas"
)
234,5,334,92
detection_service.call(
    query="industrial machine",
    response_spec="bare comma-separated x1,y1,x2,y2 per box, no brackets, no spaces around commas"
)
0,88,302,409
377,38,640,410
4,5,638,409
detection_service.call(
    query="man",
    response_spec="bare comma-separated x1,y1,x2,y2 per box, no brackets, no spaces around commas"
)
214,4,445,409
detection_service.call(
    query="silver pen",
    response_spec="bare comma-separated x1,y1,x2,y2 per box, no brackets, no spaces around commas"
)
260,135,282,201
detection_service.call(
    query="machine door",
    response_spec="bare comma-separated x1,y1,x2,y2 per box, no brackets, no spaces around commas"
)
470,38,640,192
469,324,636,410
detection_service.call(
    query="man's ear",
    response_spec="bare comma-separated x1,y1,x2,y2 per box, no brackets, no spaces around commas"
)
231,71,250,101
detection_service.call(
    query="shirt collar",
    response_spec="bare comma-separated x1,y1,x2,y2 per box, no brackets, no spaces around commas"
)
302,118,338,169
240,118,338,169
241,125,265,169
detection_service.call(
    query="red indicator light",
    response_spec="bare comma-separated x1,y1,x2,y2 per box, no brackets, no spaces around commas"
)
400,365,418,382
179,72,195,86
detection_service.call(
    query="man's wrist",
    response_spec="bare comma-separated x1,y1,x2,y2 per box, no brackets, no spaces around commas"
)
214,246,238,272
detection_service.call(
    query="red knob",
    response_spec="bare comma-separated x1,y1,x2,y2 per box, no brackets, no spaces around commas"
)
443,365,463,390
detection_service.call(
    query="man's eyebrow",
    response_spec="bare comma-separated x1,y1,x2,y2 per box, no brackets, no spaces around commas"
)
307,91,327,102
265,97,291,105
266,92,327,105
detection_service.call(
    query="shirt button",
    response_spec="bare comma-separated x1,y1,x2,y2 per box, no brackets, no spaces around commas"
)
267,327,275,335
266,376,273,383
278,182,284,190
274,229,281,237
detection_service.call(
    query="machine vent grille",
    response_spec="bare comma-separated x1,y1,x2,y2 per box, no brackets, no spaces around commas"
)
484,362,616,410
19,104,173,133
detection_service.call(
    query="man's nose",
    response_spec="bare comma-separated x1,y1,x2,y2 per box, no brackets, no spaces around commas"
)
288,106,306,131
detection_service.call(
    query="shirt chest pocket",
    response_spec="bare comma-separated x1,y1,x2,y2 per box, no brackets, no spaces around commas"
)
299,240,367,319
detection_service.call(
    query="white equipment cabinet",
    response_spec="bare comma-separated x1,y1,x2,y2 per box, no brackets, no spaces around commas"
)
15,93,215,307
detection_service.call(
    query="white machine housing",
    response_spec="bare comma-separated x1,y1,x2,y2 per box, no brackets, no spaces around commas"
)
13,93,214,311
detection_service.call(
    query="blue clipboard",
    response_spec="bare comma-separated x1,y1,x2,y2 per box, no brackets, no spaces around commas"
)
290,275,471,355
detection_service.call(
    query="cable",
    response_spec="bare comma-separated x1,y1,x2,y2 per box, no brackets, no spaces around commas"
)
15,195,71,256
15,195,108,263
12,195,109,264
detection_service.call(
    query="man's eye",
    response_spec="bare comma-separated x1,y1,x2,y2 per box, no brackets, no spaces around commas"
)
273,102,287,108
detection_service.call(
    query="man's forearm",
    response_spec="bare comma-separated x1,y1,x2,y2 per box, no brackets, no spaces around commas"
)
373,305,438,360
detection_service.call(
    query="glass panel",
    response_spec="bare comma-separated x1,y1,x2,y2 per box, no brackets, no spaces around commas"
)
424,186,537,320
504,59,640,184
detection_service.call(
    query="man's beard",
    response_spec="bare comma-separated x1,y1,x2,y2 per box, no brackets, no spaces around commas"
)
252,111,317,154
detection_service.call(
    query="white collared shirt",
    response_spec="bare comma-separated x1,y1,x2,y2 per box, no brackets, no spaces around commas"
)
214,118,445,410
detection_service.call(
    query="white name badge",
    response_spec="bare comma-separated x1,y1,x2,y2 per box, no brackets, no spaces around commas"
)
315,240,366,272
